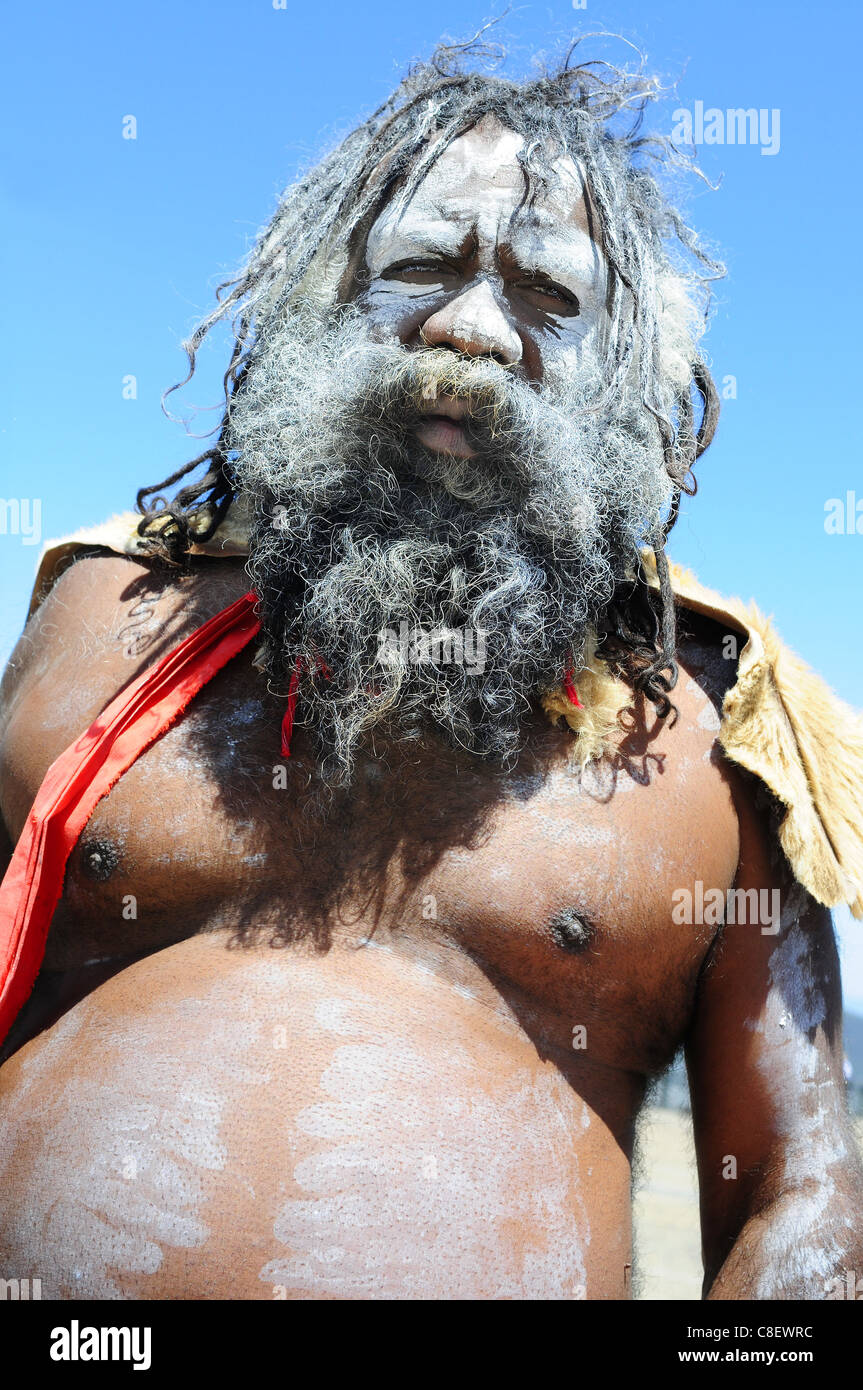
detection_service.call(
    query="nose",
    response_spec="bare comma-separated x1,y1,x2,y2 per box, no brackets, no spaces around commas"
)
420,280,522,367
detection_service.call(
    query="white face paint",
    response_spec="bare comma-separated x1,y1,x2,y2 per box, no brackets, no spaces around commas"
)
360,118,608,377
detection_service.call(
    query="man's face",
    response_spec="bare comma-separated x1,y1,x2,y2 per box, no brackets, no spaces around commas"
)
230,117,671,784
353,115,608,458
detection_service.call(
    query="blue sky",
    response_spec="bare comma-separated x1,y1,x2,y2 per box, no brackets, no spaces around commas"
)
2,0,862,1006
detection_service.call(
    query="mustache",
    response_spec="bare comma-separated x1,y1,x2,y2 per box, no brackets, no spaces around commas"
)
359,347,520,436
330,340,596,474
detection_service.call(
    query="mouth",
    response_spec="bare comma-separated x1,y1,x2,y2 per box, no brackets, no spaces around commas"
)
414,395,477,459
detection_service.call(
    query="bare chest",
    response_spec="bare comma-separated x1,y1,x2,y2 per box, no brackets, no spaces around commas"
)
26,650,740,1073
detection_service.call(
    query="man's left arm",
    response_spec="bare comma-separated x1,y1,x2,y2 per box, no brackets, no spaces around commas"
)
685,791,863,1300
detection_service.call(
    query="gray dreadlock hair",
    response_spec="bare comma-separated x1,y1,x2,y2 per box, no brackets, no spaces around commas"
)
137,31,723,719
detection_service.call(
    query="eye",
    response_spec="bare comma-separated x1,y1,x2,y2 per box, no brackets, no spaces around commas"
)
515,278,580,316
380,258,459,286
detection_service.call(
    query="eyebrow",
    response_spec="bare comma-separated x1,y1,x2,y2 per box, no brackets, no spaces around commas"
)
369,211,603,285
368,224,475,268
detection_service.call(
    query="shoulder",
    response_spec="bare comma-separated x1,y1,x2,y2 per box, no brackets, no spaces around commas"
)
669,560,863,918
4,547,247,701
0,550,251,840
24,499,252,623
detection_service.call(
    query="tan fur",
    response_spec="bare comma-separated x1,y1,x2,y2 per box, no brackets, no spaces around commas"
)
26,508,863,916
644,556,863,919
541,635,632,770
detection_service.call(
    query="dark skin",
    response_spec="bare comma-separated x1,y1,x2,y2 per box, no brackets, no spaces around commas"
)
0,119,860,1300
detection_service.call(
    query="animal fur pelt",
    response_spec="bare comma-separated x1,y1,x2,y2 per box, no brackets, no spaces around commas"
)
26,502,863,917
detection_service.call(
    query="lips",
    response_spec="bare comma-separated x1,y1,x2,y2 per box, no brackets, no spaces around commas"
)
414,394,476,458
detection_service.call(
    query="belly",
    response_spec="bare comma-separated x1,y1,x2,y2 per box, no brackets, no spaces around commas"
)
0,931,635,1300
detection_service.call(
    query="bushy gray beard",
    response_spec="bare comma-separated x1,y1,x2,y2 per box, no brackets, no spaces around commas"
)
229,300,674,785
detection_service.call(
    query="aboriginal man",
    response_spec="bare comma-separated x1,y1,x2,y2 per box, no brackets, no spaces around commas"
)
1,45,862,1300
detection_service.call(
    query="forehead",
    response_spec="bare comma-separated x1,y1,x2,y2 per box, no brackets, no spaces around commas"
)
365,118,598,266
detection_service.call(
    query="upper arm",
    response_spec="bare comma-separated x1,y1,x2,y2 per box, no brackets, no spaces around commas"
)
684,778,862,1294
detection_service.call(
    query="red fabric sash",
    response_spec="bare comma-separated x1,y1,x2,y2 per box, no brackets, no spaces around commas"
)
0,592,261,1047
